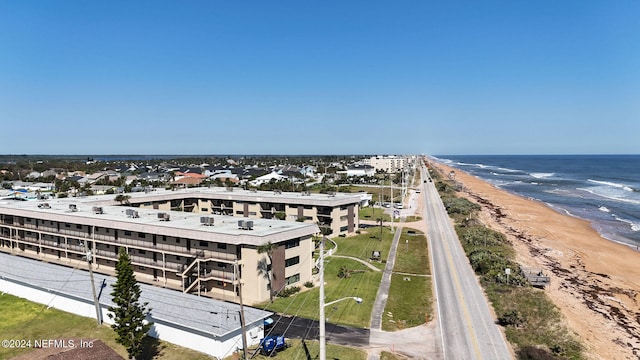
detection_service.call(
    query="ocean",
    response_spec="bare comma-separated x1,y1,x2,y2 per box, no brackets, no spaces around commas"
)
432,155,640,248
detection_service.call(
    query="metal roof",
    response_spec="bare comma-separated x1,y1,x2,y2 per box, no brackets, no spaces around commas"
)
0,253,272,338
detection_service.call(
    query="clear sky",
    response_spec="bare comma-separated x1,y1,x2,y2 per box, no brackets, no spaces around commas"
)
1,1,638,155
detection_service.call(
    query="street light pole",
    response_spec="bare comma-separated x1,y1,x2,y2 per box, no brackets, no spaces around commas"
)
319,236,326,360
319,235,362,360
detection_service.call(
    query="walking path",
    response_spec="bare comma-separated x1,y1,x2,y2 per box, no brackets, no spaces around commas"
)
369,226,402,330
362,185,443,359
331,255,381,272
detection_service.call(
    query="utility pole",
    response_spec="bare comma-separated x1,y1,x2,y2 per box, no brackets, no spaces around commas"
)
319,236,326,360
390,175,394,232
235,260,249,360
84,243,102,326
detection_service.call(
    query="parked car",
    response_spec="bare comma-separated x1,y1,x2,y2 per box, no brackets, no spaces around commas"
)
260,334,289,356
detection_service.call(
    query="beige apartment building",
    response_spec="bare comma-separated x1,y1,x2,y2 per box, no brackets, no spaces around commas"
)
0,195,318,305
365,155,409,173
125,187,362,236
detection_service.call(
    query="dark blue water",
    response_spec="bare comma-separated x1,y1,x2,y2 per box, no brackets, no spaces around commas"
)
433,155,640,248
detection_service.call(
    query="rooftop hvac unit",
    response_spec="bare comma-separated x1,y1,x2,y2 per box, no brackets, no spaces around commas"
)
302,191,311,196
125,209,139,218
200,216,214,226
69,204,78,212
274,189,282,194
327,191,336,197
158,212,170,221
38,203,51,209
92,206,104,214
238,220,253,230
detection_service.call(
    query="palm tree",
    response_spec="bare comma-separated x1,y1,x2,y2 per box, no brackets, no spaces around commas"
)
257,241,277,302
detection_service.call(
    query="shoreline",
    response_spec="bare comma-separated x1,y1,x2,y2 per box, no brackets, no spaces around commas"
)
476,178,640,252
429,160,640,360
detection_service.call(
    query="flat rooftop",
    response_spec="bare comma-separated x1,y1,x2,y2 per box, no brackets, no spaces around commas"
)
0,195,319,246
0,252,272,337
121,186,364,206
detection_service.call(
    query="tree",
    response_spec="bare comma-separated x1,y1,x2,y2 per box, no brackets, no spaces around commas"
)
114,194,131,205
257,241,277,302
108,248,152,360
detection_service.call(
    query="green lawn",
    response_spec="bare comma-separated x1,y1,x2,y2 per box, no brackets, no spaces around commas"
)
259,257,381,328
359,207,391,222
0,294,214,360
393,230,430,275
382,229,433,331
382,274,432,331
333,227,395,270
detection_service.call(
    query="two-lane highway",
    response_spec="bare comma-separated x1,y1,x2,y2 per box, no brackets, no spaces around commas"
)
421,163,512,359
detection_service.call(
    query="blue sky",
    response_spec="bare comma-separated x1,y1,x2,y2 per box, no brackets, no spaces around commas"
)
1,1,638,155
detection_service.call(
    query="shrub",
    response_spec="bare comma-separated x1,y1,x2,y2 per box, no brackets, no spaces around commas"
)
278,286,301,298
304,281,314,288
516,346,557,360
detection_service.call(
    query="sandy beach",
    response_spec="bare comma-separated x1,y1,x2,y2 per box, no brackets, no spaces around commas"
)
429,160,640,360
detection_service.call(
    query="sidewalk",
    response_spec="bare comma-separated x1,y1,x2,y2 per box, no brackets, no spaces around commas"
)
369,226,403,330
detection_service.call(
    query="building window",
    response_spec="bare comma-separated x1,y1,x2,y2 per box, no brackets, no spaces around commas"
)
138,232,146,238
199,241,208,247
124,231,132,236
235,210,243,215
217,243,227,250
139,250,146,255
176,238,180,244
65,223,71,228
201,208,209,212
285,239,300,249
76,224,82,229
285,256,300,267
285,274,300,285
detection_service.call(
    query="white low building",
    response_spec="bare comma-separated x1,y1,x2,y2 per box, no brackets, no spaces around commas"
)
0,253,272,359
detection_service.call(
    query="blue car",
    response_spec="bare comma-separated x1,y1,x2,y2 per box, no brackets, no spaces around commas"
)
260,334,288,356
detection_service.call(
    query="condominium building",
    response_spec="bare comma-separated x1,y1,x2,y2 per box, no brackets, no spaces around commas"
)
0,194,319,305
124,187,362,236
365,155,408,173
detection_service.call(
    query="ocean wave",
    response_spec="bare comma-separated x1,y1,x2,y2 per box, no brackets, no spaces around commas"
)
598,206,610,213
530,172,555,179
497,167,522,173
587,179,636,192
613,215,640,232
577,187,640,205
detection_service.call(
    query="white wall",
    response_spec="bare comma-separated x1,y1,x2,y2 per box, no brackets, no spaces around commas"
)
0,278,263,360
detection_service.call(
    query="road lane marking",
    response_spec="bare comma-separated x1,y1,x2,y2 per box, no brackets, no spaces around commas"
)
440,225,484,360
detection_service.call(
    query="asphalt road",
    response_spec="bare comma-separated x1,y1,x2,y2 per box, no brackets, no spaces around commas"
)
422,164,512,360
267,314,370,348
